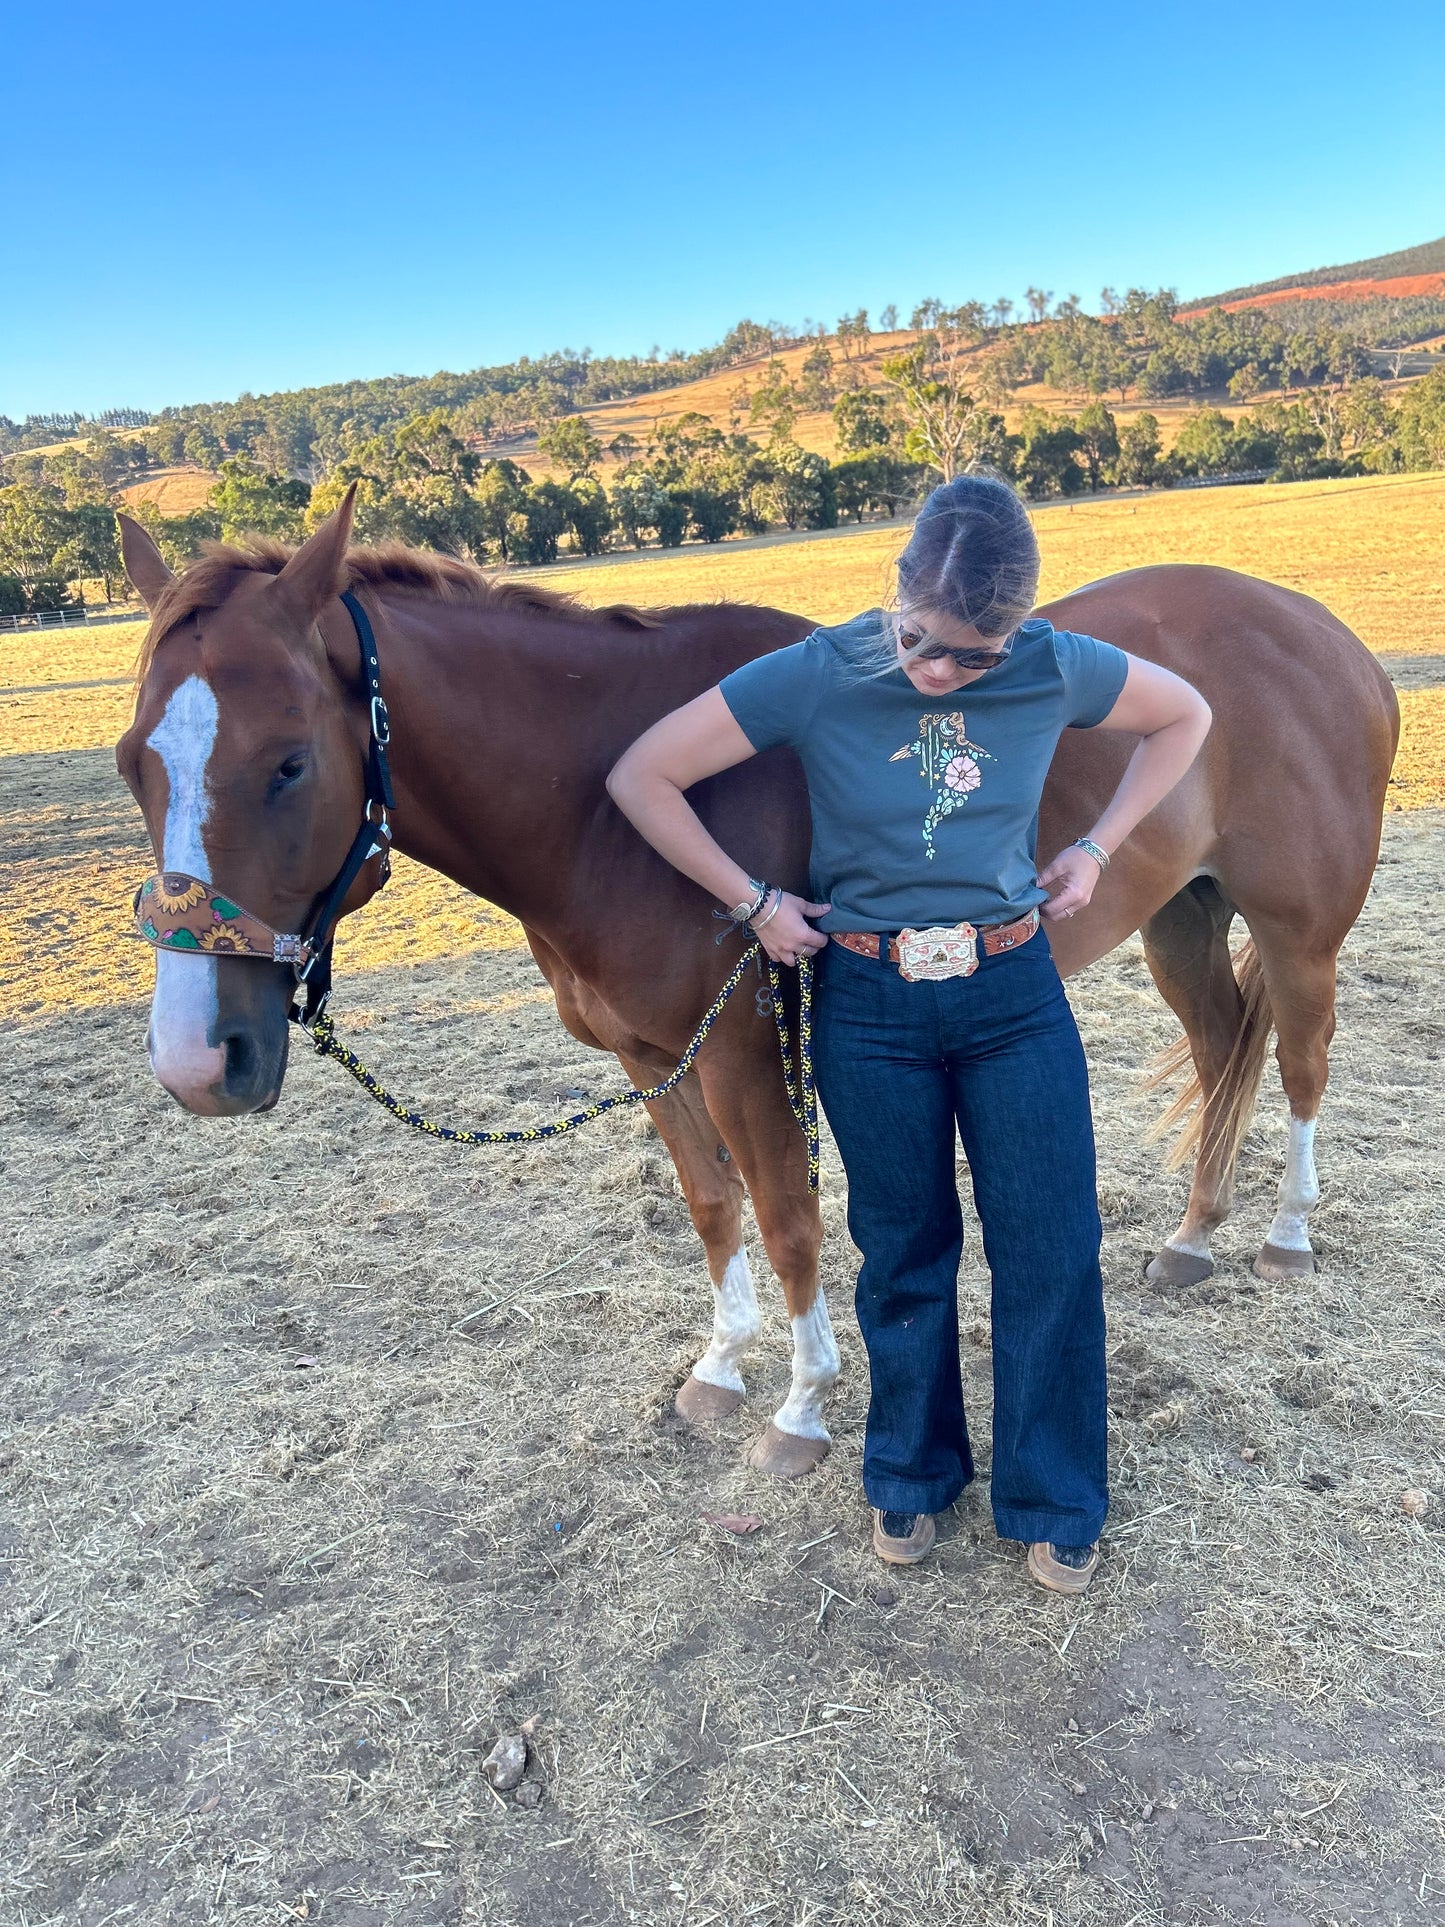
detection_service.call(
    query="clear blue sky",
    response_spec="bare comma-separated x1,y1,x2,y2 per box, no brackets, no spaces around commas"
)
4,0,1442,419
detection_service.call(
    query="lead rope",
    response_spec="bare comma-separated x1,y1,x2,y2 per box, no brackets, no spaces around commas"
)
304,943,820,1193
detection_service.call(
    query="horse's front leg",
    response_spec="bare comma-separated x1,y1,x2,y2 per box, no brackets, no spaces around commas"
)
696,1043,835,1478
536,940,766,1419
618,1053,762,1421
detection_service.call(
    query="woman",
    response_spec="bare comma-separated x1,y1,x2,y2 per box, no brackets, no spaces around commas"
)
607,474,1211,1590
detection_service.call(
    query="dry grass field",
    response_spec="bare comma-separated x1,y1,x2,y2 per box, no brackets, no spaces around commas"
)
2,474,1443,1926
116,467,221,516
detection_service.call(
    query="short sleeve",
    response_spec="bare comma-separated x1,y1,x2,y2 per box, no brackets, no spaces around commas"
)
719,636,828,751
1055,628,1129,729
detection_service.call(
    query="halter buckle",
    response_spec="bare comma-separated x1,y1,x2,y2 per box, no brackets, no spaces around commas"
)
370,695,391,747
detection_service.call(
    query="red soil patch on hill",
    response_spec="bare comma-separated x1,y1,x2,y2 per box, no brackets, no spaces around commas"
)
1180,272,1445,318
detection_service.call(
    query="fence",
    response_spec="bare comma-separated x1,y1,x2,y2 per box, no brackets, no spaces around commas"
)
0,605,143,636
1170,468,1276,489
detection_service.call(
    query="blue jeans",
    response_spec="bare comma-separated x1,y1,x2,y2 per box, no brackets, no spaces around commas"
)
812,926,1108,1545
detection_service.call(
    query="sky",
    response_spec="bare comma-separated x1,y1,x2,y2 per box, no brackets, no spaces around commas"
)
3,0,1443,420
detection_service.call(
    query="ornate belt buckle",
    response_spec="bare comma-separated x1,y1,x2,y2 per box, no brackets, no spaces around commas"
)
896,921,979,983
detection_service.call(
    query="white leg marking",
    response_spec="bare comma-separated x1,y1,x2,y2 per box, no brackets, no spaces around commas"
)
1164,1232,1215,1260
773,1291,841,1442
147,676,221,1086
1265,1114,1320,1252
690,1249,762,1394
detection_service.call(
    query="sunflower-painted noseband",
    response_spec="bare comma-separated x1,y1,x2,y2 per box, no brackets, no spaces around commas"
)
133,872,314,964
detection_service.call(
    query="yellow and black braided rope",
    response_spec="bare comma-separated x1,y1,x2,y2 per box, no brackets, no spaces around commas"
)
306,940,820,1192
767,953,819,1192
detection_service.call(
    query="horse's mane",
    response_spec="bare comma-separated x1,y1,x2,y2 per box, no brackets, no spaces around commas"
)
135,537,658,683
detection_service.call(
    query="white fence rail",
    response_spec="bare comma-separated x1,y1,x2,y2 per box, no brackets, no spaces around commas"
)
0,605,142,635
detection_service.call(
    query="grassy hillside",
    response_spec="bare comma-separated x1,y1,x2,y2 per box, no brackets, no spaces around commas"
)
116,467,219,514
496,328,918,474
512,338,1311,483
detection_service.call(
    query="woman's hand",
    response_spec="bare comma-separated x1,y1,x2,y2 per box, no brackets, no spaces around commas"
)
1037,845,1101,922
751,892,831,966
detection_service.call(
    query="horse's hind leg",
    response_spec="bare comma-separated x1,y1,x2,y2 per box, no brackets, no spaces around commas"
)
1140,879,1271,1288
617,1054,761,1423
1239,924,1337,1280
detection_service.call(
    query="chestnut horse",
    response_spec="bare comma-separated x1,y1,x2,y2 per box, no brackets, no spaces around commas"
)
115,495,1398,1477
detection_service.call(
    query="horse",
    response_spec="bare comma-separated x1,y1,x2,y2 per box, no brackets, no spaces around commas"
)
114,490,1399,1478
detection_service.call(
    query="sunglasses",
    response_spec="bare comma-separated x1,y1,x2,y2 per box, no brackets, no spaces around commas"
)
897,624,1014,672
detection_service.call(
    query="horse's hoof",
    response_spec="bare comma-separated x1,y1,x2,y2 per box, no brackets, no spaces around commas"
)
1254,1242,1316,1281
675,1375,745,1426
1144,1245,1215,1289
747,1422,829,1479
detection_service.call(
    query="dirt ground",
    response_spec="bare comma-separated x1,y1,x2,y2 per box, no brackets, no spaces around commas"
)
3,683,1444,1924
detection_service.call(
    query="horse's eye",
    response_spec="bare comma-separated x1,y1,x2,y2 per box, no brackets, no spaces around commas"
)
270,754,308,795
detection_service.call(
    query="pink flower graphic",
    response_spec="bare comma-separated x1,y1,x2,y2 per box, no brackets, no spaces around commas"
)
943,753,981,794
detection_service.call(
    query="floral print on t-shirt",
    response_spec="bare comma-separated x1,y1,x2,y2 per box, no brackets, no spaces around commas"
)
889,711,995,860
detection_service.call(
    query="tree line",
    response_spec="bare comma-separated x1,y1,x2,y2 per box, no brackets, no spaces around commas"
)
0,318,813,474
3,364,1442,614
3,290,1444,612
7,281,1438,484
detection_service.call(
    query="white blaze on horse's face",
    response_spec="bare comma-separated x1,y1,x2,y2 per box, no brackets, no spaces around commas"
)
146,675,226,1107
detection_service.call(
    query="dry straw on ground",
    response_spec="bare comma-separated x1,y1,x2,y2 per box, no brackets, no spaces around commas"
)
2,477,1443,1926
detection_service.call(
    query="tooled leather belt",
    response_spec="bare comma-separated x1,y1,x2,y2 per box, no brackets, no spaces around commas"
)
830,906,1040,970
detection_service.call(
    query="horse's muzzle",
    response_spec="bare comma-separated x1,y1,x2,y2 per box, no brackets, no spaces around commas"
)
148,958,293,1116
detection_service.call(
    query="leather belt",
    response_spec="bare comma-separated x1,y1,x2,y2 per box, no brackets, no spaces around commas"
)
830,907,1040,970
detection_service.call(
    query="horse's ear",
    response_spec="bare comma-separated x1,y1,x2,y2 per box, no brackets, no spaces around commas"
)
117,513,175,612
272,482,357,623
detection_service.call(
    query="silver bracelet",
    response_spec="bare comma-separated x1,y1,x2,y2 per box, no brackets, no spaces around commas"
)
726,878,770,925
1074,836,1110,870
750,888,784,931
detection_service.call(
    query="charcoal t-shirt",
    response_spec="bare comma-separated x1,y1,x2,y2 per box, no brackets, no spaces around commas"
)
718,609,1129,932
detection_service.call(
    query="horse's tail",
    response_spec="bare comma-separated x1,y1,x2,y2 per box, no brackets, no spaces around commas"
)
1144,938,1275,1174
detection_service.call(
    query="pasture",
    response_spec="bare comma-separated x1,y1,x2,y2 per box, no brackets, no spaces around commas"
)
115,467,220,517
2,473,1444,1926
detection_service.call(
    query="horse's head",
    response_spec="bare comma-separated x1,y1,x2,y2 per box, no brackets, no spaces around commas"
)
116,487,381,1115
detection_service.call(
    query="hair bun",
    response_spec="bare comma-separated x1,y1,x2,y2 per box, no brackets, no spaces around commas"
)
896,473,1039,639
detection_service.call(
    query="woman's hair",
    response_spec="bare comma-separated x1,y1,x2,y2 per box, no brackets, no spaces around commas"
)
894,470,1040,641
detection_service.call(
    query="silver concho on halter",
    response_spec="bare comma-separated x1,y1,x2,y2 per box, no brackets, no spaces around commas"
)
895,921,979,983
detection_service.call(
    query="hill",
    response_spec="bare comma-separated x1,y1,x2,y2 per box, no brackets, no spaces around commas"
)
1190,234,1445,307
116,467,218,515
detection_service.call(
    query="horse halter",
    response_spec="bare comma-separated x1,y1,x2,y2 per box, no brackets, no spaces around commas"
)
132,589,394,1030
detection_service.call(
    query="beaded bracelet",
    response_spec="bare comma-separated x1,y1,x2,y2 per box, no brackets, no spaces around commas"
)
750,888,784,931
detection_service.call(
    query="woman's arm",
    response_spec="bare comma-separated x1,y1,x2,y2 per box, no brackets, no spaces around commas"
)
1037,655,1212,921
607,689,830,963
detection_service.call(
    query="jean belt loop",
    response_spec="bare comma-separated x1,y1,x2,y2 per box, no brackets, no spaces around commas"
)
879,932,890,965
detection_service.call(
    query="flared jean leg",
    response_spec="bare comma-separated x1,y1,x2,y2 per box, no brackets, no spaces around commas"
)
812,952,974,1514
944,971,1109,1547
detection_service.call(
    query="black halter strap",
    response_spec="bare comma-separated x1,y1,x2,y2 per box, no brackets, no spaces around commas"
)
290,590,395,1028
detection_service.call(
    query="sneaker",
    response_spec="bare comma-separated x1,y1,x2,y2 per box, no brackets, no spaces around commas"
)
871,1508,937,1565
1027,1541,1100,1594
